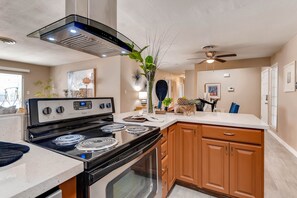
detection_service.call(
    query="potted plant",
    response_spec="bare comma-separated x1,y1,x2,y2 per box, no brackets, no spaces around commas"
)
34,79,58,98
162,97,173,111
126,33,173,113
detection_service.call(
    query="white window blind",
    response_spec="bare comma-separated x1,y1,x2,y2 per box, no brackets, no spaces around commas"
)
270,65,278,129
0,73,23,108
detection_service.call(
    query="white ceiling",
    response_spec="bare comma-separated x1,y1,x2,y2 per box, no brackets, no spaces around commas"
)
1,0,297,73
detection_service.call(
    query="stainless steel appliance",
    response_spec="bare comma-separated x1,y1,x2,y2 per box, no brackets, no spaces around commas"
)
26,98,162,198
27,15,140,58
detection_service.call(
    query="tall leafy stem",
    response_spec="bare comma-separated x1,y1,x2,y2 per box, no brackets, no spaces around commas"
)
126,44,156,81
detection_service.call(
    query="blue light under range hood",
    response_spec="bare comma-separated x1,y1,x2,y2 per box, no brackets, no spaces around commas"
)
28,14,140,58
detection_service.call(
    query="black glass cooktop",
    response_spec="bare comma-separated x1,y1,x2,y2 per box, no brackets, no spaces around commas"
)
32,123,159,169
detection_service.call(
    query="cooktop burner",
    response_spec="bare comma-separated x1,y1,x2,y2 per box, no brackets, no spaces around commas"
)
101,123,126,132
76,137,118,151
126,126,149,135
31,122,159,168
52,134,85,146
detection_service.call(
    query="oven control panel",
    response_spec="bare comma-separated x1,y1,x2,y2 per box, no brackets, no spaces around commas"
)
73,101,92,110
28,98,114,125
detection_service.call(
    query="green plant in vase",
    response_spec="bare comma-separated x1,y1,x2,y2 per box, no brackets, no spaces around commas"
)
126,33,173,113
162,97,173,111
127,45,156,113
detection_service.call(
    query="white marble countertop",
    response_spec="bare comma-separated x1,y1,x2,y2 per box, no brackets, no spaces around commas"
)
0,141,84,198
114,111,269,130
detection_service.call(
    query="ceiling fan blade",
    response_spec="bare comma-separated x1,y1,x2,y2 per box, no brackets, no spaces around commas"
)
215,53,237,58
197,60,206,64
187,57,205,60
214,58,226,63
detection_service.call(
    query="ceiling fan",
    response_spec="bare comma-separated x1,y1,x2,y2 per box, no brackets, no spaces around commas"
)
188,45,237,64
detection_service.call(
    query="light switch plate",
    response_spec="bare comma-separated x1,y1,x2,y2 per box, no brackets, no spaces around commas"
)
224,73,230,78
228,87,235,92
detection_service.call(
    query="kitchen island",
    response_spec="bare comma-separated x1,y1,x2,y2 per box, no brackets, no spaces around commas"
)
115,111,268,198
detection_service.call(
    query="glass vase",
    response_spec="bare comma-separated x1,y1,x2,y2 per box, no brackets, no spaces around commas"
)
147,78,154,114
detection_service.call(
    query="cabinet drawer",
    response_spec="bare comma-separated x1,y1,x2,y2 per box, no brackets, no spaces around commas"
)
161,128,168,144
161,141,168,159
162,155,168,175
202,125,262,145
162,171,168,198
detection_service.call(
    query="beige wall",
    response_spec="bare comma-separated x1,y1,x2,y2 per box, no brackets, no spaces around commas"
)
271,33,297,150
120,56,143,112
0,59,51,101
50,57,122,113
184,70,196,99
49,56,181,113
192,57,270,100
197,67,262,117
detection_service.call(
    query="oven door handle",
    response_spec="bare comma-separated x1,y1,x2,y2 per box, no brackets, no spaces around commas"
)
88,133,162,184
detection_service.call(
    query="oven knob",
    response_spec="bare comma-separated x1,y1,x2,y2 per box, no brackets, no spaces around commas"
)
99,103,105,109
42,107,52,115
56,106,65,114
106,103,111,108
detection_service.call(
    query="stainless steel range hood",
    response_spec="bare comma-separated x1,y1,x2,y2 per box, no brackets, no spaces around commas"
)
27,0,139,58
27,15,139,57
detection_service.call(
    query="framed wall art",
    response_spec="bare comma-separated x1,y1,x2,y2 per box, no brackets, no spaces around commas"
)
205,83,221,99
67,68,96,98
283,61,295,92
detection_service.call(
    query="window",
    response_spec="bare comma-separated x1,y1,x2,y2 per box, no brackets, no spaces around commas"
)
270,64,278,129
0,73,23,108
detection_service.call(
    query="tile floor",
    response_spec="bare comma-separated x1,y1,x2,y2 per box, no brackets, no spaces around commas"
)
168,131,297,198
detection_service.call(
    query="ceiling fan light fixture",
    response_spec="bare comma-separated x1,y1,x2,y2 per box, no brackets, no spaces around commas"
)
0,36,16,45
206,59,215,64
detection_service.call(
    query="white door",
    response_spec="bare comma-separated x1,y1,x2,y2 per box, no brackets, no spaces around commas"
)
261,69,269,123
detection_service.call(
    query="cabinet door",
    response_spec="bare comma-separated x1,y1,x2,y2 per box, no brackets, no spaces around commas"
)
167,124,176,191
230,143,263,198
202,138,229,194
59,177,77,198
162,155,168,198
176,123,199,185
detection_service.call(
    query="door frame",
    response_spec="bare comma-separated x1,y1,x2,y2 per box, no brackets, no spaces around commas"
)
261,68,270,123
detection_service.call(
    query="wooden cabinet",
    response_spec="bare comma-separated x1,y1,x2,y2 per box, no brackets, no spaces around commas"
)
59,177,77,198
160,123,263,198
161,125,177,198
176,123,201,186
161,128,169,198
162,155,168,198
167,124,176,191
201,125,264,198
202,138,229,194
229,143,262,198
202,125,262,145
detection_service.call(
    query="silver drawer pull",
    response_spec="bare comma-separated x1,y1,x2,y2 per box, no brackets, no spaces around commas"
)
224,132,235,136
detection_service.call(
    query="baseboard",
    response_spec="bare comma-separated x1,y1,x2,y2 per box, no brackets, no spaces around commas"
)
267,129,297,158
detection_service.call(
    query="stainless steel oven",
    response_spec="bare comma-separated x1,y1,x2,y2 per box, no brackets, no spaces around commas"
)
90,141,161,197
79,133,162,198
26,98,162,198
